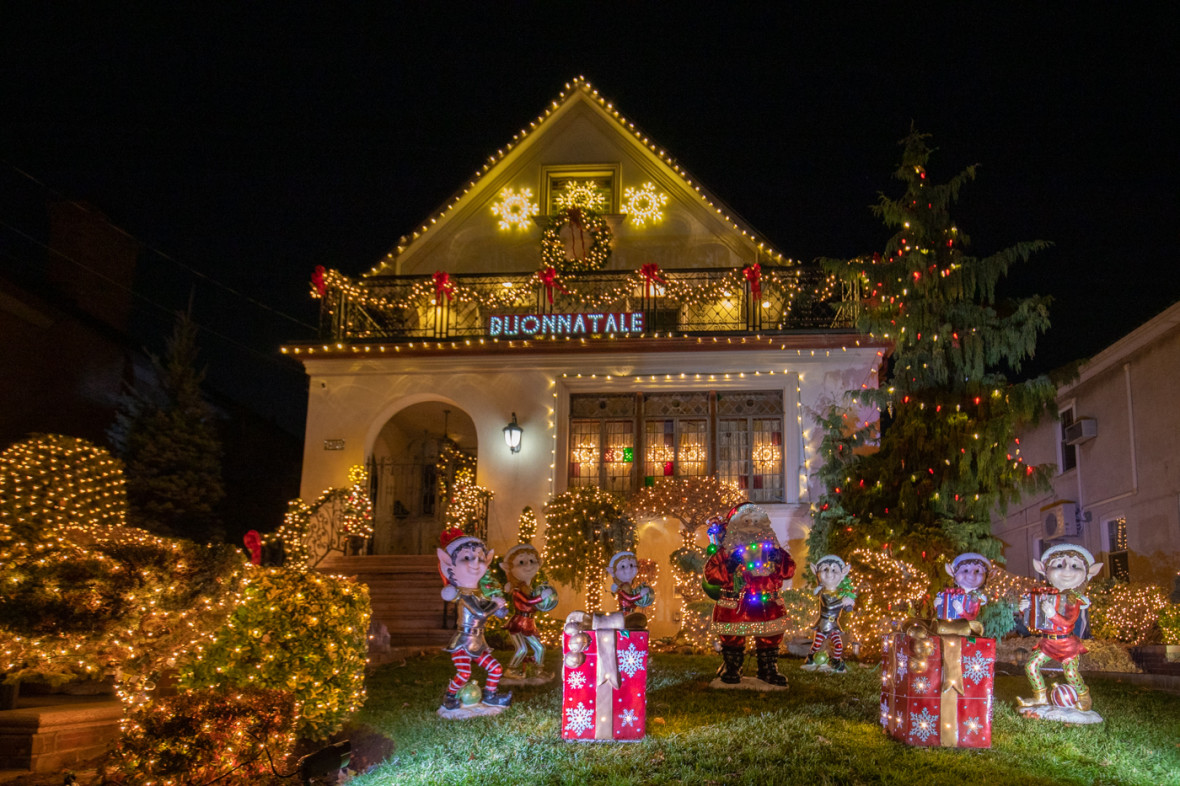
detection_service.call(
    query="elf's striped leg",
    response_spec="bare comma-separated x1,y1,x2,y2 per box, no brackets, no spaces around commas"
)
448,652,473,693
476,651,503,693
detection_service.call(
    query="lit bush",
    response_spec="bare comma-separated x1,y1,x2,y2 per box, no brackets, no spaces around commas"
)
1089,581,1168,645
102,687,296,785
179,568,370,740
1156,603,1180,645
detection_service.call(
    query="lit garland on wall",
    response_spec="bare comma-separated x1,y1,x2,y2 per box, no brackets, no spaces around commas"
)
312,264,841,324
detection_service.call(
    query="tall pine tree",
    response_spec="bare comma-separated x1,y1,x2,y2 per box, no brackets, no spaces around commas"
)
808,131,1056,569
109,310,225,542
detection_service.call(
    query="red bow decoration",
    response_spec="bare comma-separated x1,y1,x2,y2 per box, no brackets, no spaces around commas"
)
536,266,569,304
243,530,262,566
640,263,666,299
743,263,762,301
312,265,327,297
432,270,455,302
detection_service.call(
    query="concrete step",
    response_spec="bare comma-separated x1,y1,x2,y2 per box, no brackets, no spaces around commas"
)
0,698,122,773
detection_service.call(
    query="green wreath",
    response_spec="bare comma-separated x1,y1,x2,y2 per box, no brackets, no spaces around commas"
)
541,207,612,274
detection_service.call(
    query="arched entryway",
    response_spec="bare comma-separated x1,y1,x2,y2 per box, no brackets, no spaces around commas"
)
367,403,479,554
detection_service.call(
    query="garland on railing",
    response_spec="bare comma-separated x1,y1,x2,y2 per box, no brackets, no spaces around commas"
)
265,465,373,569
311,264,841,317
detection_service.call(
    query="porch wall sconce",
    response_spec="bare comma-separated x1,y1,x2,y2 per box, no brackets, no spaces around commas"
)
503,412,523,454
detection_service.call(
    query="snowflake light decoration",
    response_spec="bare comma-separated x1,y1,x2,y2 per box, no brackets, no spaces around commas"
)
963,652,992,686
622,182,669,226
618,642,646,678
491,187,538,230
620,708,637,728
564,702,594,736
963,716,982,737
555,180,607,211
896,652,908,680
912,676,932,694
911,707,938,742
565,669,587,690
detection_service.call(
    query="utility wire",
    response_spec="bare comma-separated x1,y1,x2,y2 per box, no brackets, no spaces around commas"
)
0,219,307,375
3,162,318,332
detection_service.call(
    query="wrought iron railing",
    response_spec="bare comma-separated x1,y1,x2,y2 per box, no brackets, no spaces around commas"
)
318,266,857,342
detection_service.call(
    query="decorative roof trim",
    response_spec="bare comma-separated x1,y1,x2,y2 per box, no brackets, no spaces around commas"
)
366,76,793,278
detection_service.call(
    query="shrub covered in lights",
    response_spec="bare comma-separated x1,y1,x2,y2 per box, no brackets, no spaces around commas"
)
1088,580,1169,646
1158,604,1180,645
101,686,297,786
179,567,370,740
543,486,635,613
0,433,127,543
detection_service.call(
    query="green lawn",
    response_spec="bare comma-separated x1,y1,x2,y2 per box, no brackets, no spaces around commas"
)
351,652,1180,785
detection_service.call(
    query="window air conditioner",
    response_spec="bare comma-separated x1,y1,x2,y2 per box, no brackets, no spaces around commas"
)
1063,417,1097,445
1041,500,1083,540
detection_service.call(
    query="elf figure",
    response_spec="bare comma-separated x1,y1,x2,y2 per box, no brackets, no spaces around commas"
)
606,550,654,629
702,503,795,687
436,527,512,715
1017,543,1103,714
934,552,989,621
802,555,856,673
499,542,557,680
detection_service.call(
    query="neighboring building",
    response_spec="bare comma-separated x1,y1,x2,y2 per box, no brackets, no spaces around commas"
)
992,300,1180,589
287,79,882,636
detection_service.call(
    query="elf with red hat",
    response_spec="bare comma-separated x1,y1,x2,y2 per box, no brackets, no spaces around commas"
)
437,527,512,713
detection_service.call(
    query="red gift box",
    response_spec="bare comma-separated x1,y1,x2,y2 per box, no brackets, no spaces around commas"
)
881,621,995,748
561,612,648,741
935,588,965,620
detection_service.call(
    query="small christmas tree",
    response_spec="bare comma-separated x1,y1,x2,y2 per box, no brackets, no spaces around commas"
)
543,487,636,614
809,131,1056,570
109,310,225,542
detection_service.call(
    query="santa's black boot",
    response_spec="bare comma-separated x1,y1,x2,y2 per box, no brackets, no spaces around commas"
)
755,648,788,686
481,688,512,707
717,645,745,684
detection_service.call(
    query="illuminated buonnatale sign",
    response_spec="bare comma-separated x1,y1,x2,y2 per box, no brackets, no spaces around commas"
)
488,312,644,338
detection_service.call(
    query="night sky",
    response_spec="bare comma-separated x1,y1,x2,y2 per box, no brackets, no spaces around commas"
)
3,6,1177,435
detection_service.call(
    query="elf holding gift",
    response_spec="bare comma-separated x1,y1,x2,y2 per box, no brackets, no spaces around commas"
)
1017,543,1103,712
606,550,654,629
436,527,512,714
702,503,795,686
802,555,857,673
500,542,557,680
934,553,989,621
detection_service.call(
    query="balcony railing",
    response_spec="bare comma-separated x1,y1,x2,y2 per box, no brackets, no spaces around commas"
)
317,266,858,342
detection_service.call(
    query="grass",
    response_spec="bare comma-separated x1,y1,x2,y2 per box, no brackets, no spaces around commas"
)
349,651,1180,786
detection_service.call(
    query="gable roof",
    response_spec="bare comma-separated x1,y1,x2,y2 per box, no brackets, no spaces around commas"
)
365,77,793,277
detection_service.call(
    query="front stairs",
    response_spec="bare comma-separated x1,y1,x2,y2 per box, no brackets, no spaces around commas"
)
317,554,453,649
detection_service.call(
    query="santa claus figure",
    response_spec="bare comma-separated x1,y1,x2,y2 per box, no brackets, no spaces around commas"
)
702,503,795,686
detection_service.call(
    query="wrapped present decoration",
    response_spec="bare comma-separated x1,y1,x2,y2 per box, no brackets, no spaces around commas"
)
935,587,965,621
561,611,648,742
880,619,995,748
1023,587,1061,634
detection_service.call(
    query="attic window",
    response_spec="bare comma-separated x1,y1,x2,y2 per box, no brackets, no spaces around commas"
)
541,164,619,214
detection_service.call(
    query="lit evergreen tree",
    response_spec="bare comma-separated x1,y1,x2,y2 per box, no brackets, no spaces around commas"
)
109,310,225,542
808,131,1056,569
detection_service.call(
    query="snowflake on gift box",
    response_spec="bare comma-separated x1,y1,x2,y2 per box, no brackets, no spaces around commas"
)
620,708,637,728
963,652,992,686
618,643,646,678
879,698,889,727
565,669,587,690
564,702,594,736
911,707,938,742
963,716,982,737
896,652,908,680
912,676,931,694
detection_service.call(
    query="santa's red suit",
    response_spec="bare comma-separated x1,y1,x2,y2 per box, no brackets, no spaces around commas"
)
706,550,796,649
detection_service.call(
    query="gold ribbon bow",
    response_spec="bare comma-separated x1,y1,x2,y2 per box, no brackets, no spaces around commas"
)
904,618,983,746
592,612,625,739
